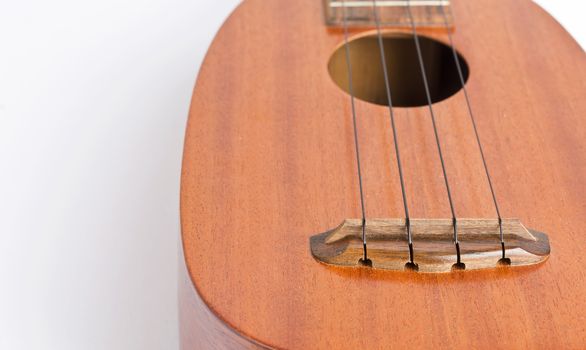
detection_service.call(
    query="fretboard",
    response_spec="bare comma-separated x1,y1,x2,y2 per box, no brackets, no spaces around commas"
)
324,0,453,28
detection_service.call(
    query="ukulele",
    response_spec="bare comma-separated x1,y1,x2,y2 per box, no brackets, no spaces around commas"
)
179,0,586,348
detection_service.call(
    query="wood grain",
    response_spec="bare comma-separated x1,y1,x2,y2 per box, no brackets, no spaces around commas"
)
180,0,586,348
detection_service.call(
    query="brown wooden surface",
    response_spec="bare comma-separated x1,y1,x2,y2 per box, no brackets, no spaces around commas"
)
179,249,267,349
180,0,586,348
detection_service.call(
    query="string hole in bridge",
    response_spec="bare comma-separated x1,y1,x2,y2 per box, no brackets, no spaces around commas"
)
328,34,469,107
358,258,373,267
404,262,419,272
451,262,466,271
497,258,512,266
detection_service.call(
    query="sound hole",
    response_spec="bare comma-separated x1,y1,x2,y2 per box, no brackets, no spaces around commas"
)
327,34,469,107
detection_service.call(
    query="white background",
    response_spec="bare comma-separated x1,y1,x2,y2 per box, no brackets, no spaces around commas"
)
0,1,583,349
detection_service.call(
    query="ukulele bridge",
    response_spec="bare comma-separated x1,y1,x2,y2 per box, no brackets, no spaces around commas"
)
310,218,550,272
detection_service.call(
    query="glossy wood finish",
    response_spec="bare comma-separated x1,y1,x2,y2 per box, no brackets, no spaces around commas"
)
180,0,586,348
179,250,266,349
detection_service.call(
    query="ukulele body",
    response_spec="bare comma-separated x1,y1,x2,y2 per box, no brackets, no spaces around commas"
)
180,0,586,348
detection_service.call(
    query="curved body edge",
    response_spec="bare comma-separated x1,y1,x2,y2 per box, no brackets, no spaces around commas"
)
179,247,272,349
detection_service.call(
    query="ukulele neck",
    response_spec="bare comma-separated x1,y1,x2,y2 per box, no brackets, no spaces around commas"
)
324,0,453,28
